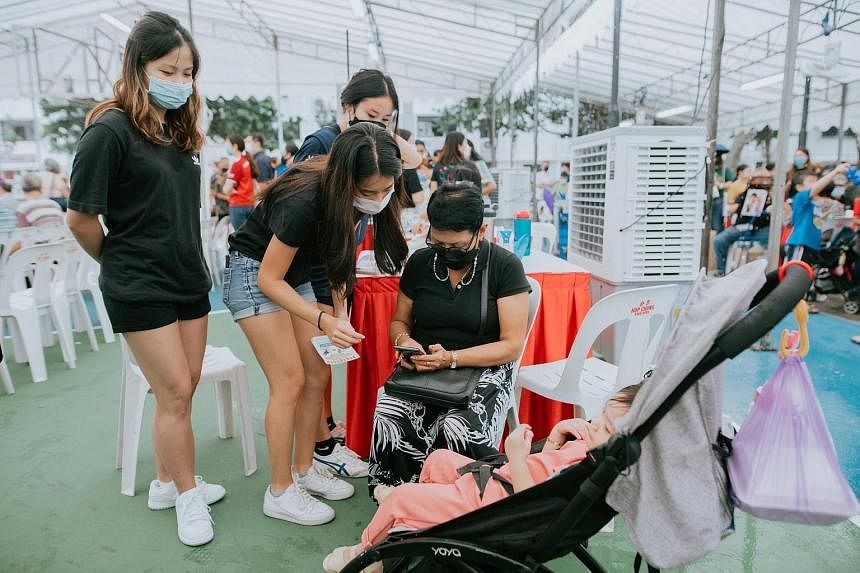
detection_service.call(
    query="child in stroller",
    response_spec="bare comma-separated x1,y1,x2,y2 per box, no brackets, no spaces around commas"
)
323,385,640,572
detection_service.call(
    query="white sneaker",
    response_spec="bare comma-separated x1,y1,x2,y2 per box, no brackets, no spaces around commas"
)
175,487,214,546
148,476,226,510
296,464,355,500
263,484,335,526
314,443,369,478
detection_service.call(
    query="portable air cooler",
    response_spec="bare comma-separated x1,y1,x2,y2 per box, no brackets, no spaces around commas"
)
566,126,706,283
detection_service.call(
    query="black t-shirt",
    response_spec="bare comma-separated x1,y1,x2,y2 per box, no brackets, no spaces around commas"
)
293,124,341,164
227,185,325,287
431,161,481,188
69,109,211,303
401,168,423,208
400,241,531,351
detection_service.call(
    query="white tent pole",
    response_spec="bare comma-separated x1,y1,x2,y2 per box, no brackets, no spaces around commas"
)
609,0,622,127
766,0,801,273
27,30,44,167
490,82,497,166
532,18,541,219
700,0,725,268
572,51,580,138
274,33,284,151
837,83,847,162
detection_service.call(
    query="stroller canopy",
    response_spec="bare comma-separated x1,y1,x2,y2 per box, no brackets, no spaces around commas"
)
607,260,768,568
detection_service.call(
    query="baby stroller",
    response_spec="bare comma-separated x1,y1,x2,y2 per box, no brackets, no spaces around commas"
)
813,227,859,314
341,260,813,573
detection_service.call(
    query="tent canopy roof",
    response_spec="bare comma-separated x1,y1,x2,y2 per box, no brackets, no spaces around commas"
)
1,0,858,133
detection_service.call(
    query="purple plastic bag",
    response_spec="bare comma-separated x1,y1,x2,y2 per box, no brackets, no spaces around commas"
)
728,355,859,524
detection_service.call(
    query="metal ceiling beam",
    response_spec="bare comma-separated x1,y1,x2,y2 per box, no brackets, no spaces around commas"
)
369,0,533,40
492,0,575,94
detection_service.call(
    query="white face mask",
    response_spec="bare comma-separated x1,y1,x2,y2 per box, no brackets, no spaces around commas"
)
354,189,395,215
461,145,471,159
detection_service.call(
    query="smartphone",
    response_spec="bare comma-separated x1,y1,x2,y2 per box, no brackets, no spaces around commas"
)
394,344,423,358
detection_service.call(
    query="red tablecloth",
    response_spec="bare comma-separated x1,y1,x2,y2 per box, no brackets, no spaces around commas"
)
345,268,592,457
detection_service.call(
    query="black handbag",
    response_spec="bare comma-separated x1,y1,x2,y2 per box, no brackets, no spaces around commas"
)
384,249,491,408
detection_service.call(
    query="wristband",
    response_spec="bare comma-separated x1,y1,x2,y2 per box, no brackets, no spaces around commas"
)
449,351,458,369
317,311,325,331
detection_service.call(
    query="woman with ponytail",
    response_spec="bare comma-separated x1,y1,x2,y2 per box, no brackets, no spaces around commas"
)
223,133,260,230
224,122,408,525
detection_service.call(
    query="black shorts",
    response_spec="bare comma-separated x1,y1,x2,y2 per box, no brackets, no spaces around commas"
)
104,295,211,333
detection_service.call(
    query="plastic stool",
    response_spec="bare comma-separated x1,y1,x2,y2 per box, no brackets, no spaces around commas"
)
115,341,257,496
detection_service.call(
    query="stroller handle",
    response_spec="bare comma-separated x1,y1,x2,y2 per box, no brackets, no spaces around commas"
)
715,262,814,360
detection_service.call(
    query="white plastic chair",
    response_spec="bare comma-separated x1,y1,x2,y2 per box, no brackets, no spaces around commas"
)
1,344,13,394
76,255,115,344
515,284,678,420
116,340,257,496
208,217,232,286
0,243,76,379
530,223,557,255
505,276,542,433
60,240,98,352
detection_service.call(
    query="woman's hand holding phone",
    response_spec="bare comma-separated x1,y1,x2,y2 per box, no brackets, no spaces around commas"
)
394,337,425,370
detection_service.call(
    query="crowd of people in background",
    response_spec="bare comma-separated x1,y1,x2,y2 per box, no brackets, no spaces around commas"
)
708,146,859,329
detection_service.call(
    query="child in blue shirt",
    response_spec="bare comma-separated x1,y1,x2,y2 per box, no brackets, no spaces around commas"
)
785,163,849,265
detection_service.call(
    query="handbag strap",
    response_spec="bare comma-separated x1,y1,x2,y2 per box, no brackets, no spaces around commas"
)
476,244,491,339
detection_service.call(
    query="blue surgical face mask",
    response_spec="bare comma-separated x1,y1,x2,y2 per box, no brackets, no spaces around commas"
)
148,75,194,110
354,189,394,215
793,156,808,169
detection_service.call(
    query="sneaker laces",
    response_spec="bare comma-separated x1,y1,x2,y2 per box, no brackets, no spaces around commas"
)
307,465,341,486
291,483,317,510
332,444,362,463
184,490,213,525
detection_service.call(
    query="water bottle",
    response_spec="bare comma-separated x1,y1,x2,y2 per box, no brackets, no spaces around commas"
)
513,210,532,258
497,227,513,251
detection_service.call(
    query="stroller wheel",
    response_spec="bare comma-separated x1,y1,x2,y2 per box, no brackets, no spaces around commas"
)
843,300,859,314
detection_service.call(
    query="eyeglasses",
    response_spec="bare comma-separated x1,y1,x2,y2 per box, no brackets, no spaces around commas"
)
426,229,477,256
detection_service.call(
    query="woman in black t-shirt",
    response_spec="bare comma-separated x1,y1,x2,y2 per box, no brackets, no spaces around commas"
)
429,132,481,193
292,69,420,476
368,182,531,497
225,123,408,525
68,12,220,547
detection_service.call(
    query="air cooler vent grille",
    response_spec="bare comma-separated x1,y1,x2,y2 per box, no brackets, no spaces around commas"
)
568,143,608,262
627,144,703,279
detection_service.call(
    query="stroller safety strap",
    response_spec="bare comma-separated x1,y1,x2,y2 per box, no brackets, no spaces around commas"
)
457,460,515,499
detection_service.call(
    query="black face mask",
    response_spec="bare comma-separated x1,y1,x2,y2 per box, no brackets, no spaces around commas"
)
348,117,387,129
429,231,480,270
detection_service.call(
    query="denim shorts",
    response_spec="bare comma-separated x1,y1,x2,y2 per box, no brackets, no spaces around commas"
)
223,250,316,321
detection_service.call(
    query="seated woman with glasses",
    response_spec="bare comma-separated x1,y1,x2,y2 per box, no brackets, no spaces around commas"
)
367,182,532,499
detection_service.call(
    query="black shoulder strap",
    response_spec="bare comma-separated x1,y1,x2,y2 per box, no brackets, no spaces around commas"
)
477,244,490,339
